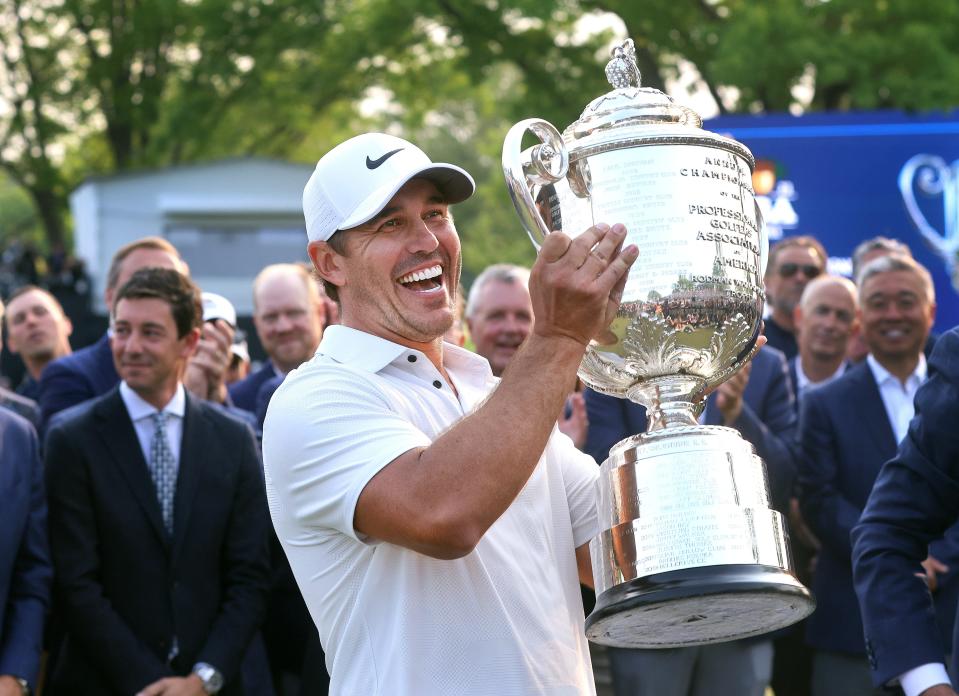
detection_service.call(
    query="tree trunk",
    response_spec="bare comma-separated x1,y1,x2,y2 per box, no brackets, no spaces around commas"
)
30,187,67,250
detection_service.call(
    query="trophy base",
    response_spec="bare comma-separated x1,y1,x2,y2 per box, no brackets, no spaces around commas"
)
585,563,814,648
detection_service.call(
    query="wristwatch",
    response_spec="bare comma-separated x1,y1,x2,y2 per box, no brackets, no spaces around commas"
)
14,677,30,696
192,663,224,694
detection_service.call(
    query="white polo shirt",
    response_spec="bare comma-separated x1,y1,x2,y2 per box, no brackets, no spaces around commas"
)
263,325,599,696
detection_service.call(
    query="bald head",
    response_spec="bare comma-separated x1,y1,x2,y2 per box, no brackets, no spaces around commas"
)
794,275,859,365
253,264,327,373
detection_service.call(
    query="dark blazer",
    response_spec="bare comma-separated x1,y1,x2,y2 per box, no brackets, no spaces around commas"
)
763,317,798,361
786,356,852,413
0,410,51,690
853,328,959,685
584,344,798,513
254,374,284,431
228,361,276,414
38,332,117,432
45,388,271,696
799,356,959,657
0,387,40,431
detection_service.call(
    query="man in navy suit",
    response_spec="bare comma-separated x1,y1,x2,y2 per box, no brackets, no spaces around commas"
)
853,326,959,696
228,264,326,414
38,237,235,431
44,268,271,696
799,254,957,696
584,343,798,695
0,406,51,696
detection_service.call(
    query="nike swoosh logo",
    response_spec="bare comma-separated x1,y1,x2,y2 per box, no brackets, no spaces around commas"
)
366,148,404,169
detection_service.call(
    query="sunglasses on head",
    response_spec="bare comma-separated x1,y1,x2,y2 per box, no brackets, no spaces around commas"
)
778,263,821,279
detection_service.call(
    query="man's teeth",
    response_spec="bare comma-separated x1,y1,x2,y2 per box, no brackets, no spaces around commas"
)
398,265,443,285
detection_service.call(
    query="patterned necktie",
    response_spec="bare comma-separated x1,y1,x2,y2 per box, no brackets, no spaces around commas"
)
149,412,176,535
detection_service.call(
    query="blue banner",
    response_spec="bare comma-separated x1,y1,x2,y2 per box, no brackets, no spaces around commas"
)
706,110,959,332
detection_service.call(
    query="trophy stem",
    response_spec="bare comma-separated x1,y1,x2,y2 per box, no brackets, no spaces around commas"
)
627,375,704,431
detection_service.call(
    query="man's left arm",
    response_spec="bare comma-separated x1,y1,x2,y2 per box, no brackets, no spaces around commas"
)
194,424,271,683
853,349,959,692
0,423,51,690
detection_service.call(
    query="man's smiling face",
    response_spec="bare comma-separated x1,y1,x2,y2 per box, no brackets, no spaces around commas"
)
333,178,462,346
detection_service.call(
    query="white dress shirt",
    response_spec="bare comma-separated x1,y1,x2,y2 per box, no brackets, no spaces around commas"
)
866,353,926,445
794,356,846,401
119,381,186,475
864,354,948,695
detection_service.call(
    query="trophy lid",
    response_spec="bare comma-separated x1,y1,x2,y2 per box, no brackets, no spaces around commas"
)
566,39,703,141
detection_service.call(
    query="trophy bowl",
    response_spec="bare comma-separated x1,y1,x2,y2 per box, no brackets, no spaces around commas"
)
502,39,814,648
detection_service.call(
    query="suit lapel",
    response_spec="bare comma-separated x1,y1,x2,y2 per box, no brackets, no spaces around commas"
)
96,389,170,549
849,363,898,457
172,395,205,563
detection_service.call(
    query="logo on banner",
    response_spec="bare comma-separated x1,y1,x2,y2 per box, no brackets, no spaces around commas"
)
752,160,798,241
899,154,959,289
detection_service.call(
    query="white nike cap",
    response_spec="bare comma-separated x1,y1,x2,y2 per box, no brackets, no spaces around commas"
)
201,292,237,328
302,132,475,242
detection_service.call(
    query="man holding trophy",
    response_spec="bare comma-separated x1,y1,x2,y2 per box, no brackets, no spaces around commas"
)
263,131,638,694
265,38,811,694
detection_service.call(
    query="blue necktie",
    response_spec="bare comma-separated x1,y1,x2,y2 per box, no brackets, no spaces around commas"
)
149,412,176,535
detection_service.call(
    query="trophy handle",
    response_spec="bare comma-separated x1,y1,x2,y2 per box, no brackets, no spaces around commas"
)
502,118,569,249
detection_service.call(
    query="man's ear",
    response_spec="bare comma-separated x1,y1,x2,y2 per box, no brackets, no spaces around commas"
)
308,240,346,293
181,326,202,359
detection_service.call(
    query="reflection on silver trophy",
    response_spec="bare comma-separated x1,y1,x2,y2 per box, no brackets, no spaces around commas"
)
502,39,815,648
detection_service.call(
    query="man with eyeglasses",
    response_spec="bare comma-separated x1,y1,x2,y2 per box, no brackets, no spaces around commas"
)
763,236,828,361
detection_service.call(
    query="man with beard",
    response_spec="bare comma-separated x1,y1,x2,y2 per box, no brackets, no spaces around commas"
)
263,132,638,695
3,286,73,401
763,236,828,360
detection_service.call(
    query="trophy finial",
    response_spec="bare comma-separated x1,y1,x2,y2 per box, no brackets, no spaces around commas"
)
605,38,641,89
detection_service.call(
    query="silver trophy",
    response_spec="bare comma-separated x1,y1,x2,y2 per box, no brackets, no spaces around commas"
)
502,39,814,648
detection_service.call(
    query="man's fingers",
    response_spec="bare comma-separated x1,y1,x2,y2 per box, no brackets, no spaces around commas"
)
540,231,574,263
597,243,639,293
579,223,627,271
137,680,168,696
565,223,613,267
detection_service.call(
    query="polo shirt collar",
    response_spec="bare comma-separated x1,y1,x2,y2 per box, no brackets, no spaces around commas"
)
318,325,494,379
119,381,187,422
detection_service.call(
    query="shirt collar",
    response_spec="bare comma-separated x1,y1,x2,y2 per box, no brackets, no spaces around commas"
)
119,381,187,422
318,324,494,379
795,355,847,391
866,352,927,389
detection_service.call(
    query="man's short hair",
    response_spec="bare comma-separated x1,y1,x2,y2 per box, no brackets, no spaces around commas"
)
765,236,828,279
106,237,181,291
253,263,321,311
113,268,202,338
856,253,935,303
6,284,66,315
851,236,912,279
465,264,531,319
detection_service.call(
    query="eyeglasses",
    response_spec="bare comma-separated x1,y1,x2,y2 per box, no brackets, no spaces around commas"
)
778,263,822,279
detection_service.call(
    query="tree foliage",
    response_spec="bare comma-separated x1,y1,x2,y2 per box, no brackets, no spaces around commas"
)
2,0,958,279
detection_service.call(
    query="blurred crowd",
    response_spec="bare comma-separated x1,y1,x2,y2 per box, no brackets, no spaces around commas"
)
0,224,954,696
